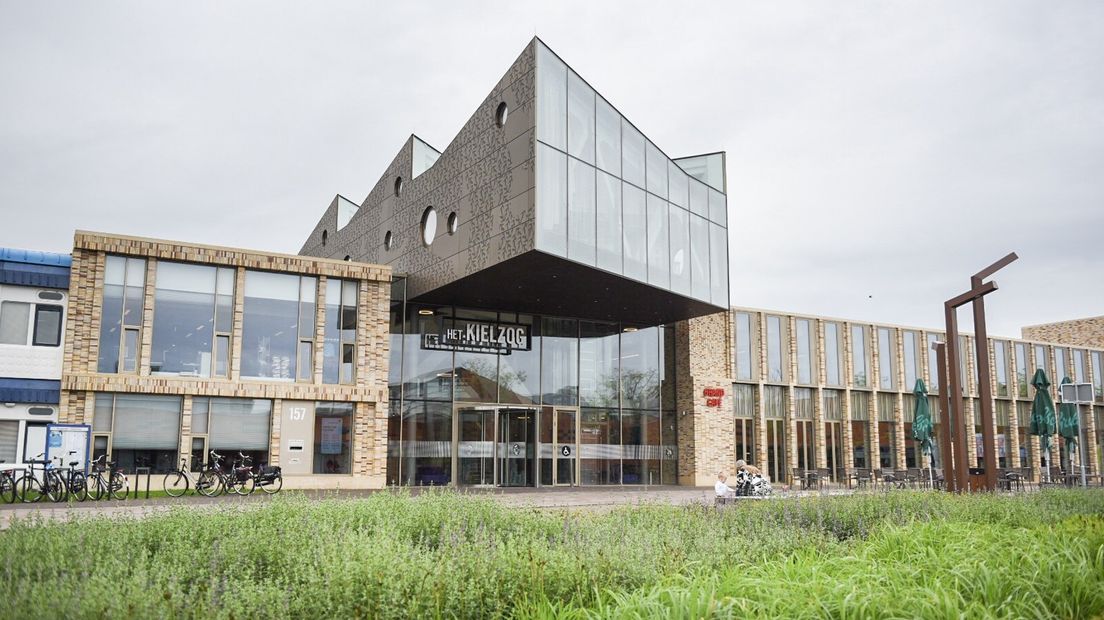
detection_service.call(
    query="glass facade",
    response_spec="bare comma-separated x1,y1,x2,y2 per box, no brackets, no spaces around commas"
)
534,41,728,307
241,271,317,381
98,256,146,373
388,298,676,486
734,312,754,381
150,262,235,378
766,315,786,383
796,319,814,385
824,322,842,386
851,325,869,388
323,279,358,384
878,327,896,390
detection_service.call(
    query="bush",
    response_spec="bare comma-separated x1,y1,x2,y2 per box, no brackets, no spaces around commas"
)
1,490,1101,619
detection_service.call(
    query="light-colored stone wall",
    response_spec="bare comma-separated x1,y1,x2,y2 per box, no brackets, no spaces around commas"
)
1023,316,1104,349
675,311,734,487
60,232,392,484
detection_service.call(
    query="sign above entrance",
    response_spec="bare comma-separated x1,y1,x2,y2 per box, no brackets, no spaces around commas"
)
703,387,725,408
422,317,531,354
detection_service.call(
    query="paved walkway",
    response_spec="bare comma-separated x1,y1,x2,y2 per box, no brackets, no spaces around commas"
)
0,485,868,530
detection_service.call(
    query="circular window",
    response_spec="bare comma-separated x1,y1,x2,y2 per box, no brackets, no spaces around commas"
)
394,177,403,197
343,255,351,261
421,206,438,246
384,230,393,250
447,211,459,235
495,102,508,128
322,230,328,246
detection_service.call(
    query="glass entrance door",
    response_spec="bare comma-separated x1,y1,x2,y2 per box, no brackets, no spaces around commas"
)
825,421,844,482
497,407,536,487
554,408,577,485
458,406,495,486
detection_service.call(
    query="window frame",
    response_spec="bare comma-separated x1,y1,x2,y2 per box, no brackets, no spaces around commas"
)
31,304,63,347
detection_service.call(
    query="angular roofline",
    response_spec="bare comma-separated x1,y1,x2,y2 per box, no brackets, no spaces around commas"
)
533,36,726,194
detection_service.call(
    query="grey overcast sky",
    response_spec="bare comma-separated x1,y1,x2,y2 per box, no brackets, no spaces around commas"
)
1,2,1101,338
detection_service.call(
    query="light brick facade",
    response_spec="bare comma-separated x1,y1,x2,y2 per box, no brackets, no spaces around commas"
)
1022,316,1104,349
60,232,393,487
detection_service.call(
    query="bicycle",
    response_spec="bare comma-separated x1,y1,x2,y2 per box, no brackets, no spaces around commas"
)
83,455,129,501
57,451,88,502
17,453,67,503
163,456,223,497
222,452,256,496
250,454,283,495
0,460,20,504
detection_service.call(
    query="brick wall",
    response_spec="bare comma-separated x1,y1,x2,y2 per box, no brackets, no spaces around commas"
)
1022,316,1104,349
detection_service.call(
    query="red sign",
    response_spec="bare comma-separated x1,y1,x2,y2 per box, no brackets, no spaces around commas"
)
703,387,725,408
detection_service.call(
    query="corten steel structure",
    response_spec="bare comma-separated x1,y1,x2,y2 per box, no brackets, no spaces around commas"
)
301,38,733,487
942,253,1018,492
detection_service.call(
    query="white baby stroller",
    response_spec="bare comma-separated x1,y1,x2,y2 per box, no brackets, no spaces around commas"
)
734,469,773,497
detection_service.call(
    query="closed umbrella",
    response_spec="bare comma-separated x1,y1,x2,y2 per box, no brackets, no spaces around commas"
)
1029,369,1057,482
1058,376,1080,478
910,379,935,486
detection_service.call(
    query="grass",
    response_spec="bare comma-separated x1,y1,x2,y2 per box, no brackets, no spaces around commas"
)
1,490,1102,619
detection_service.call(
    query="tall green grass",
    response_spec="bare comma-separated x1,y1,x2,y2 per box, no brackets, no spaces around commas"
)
1,490,1101,619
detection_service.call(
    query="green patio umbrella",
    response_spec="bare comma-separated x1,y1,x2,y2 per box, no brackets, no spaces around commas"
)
911,379,935,486
1058,376,1080,466
1029,369,1057,479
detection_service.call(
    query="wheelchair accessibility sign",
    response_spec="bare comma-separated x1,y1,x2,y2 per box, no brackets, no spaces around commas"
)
560,445,572,457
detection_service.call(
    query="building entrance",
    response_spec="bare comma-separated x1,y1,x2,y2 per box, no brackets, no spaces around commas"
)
456,405,578,487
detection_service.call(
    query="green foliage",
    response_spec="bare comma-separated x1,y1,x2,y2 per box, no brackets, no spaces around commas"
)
1,490,1102,619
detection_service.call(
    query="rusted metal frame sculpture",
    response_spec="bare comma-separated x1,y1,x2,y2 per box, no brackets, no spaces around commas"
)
942,252,1018,492
931,341,956,491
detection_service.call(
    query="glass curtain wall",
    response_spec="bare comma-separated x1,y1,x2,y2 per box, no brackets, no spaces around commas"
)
150,262,234,378
851,391,869,469
763,386,787,483
241,271,316,381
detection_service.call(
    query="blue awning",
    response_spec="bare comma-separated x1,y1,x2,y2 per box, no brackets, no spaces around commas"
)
0,247,71,289
0,378,61,405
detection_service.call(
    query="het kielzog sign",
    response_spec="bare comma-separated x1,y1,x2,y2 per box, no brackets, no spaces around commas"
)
422,317,531,354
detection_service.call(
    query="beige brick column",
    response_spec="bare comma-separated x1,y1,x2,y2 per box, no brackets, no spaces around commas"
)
270,398,282,467
138,258,157,376
814,320,827,471
755,313,770,470
178,396,193,469
229,267,245,381
314,276,327,383
894,329,906,470
675,311,735,486
1084,405,1098,475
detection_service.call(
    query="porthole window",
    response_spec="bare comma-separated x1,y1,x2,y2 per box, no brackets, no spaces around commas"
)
421,206,438,246
384,230,393,251
394,177,403,197
343,255,351,261
495,102,508,128
447,211,459,235
322,230,328,246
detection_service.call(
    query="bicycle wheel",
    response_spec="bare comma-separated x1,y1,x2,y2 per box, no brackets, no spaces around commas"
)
16,474,43,503
258,473,282,494
163,471,189,497
232,474,255,496
196,470,222,497
109,472,129,500
69,473,88,502
83,474,105,501
45,473,66,503
0,474,16,504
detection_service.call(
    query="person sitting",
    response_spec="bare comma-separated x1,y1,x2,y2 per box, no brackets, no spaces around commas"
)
735,459,762,477
715,471,734,498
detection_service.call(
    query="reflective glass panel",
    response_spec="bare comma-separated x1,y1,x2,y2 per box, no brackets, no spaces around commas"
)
668,161,688,208
621,120,645,188
646,195,669,288
734,312,753,381
541,317,578,405
595,170,622,274
536,143,568,257
851,325,869,387
241,271,303,380
796,319,813,385
825,322,841,386
579,321,618,407
536,43,567,150
150,262,217,377
689,214,710,301
621,326,660,410
567,157,596,265
709,223,728,306
566,71,595,164
667,206,691,296
767,315,784,382
595,97,621,175
878,328,896,390
621,183,647,282
645,141,667,198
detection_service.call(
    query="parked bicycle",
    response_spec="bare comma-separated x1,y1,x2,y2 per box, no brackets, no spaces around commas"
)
163,456,223,497
83,455,129,501
0,460,20,503
57,451,88,502
16,453,67,503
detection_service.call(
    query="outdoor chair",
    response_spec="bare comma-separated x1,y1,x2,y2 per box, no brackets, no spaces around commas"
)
931,468,945,490
892,469,912,489
1000,470,1025,492
805,469,821,490
851,468,872,489
906,468,923,488
792,468,807,490
816,468,831,490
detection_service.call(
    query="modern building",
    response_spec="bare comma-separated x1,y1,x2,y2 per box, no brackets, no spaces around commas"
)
57,232,392,487
300,38,732,487
0,248,69,464
1023,316,1104,349
16,37,1097,490
726,307,1104,486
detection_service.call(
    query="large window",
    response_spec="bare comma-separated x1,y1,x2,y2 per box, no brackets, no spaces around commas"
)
851,391,869,469
877,392,897,469
193,397,272,469
0,301,30,345
878,328,896,390
150,262,234,378
1034,344,1049,378
579,321,618,407
734,312,755,381
541,317,578,405
1055,347,1068,381
98,256,146,373
903,331,919,391
824,322,842,386
621,326,660,410
0,302,56,346
1015,343,1029,398
795,319,815,385
993,341,1009,397
32,305,63,347
95,393,181,474
241,271,316,381
323,279,359,384
1092,351,1103,402
927,333,943,392
851,325,869,388
766,315,786,383
733,384,756,467
1073,349,1086,383
794,388,815,472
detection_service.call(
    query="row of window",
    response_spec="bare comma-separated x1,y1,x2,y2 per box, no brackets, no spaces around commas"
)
0,300,62,347
97,255,360,384
90,394,355,475
734,311,1104,401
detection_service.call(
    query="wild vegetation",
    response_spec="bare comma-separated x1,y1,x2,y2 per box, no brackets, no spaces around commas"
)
1,490,1102,619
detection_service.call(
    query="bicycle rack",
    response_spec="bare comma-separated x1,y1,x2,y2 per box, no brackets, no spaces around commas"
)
132,466,152,500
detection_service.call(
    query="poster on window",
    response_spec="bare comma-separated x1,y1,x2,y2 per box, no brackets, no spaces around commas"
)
320,418,343,455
